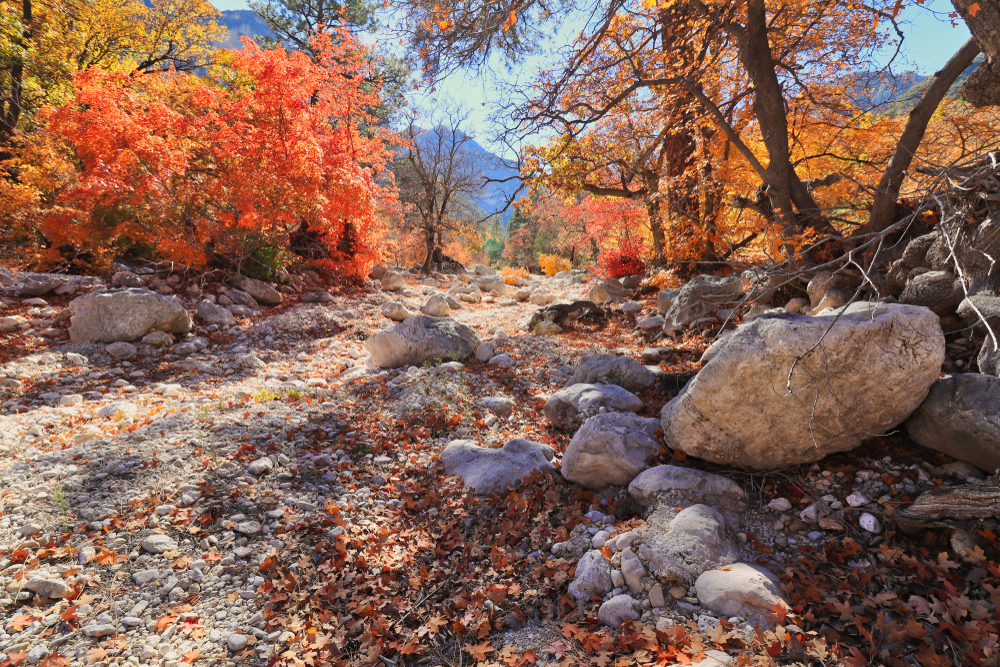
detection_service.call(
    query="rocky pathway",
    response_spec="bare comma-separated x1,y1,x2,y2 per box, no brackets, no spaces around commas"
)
0,267,995,667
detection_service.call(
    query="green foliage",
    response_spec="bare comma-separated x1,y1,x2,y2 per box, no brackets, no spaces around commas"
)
254,389,280,402
243,241,289,281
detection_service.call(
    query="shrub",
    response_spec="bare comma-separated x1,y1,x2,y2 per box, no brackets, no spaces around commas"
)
501,266,529,284
539,254,572,276
598,234,646,279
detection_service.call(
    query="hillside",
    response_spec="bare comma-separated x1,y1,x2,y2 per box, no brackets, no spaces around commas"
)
853,57,983,116
216,9,275,49
411,127,521,224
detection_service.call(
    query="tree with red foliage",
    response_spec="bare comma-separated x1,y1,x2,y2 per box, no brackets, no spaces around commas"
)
37,30,397,277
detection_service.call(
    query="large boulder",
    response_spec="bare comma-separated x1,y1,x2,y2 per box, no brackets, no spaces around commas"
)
957,292,1000,331
16,275,63,297
421,293,451,317
381,302,413,322
561,413,661,489
633,504,739,585
657,288,679,315
695,563,785,630
899,270,964,315
629,465,745,528
380,271,405,291
197,300,236,326
567,354,656,393
68,289,192,343
365,316,480,368
661,303,945,469
232,275,281,305
588,279,627,305
440,438,555,494
472,276,506,295
663,274,745,335
543,383,644,431
906,373,1000,474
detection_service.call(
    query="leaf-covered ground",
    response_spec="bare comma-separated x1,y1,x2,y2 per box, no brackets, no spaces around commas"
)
0,270,997,667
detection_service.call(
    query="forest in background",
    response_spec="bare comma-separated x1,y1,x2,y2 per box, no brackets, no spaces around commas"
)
2,0,1000,283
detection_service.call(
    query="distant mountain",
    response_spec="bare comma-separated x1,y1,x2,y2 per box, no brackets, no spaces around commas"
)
882,57,982,115
215,9,275,50
411,128,521,224
849,58,983,116
463,137,521,224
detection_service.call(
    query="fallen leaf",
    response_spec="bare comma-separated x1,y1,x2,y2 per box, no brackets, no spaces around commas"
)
86,647,107,666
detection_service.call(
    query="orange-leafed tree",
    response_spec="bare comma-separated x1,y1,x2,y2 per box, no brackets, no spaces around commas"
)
33,30,397,276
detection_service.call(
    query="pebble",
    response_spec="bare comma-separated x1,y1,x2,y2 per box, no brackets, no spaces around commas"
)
141,534,178,554
767,497,792,512
846,492,870,507
859,512,881,533
227,634,248,652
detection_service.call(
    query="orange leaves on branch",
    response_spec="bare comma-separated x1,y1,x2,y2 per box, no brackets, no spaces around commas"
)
502,9,517,30
39,29,398,277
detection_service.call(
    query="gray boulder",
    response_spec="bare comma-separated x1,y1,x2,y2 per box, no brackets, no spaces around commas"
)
225,288,259,309
68,289,192,342
661,303,944,469
598,595,640,628
381,302,413,321
421,293,451,317
629,465,745,527
369,264,387,281
957,292,1000,332
906,373,1000,473
588,279,627,305
567,354,656,393
472,276,506,295
543,383,644,431
441,438,555,494
480,396,515,416
232,275,282,305
561,413,661,489
695,563,785,630
16,275,63,297
365,316,480,368
634,504,739,585
106,342,137,360
380,271,405,291
657,288,679,315
663,274,744,335
567,550,613,601
899,270,964,315
197,300,236,326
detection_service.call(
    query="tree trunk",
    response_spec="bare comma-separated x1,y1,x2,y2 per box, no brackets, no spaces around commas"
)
0,0,31,161
864,38,981,236
646,197,666,263
422,227,435,273
737,0,820,228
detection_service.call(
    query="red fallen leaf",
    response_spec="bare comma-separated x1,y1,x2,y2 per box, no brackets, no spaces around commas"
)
765,640,783,657
61,606,80,621
9,614,37,632
2,651,29,666
181,650,199,664
203,550,222,562
156,615,178,633
38,654,69,667
398,639,426,656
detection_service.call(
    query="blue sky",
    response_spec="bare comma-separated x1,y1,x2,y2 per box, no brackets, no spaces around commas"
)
211,0,973,150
